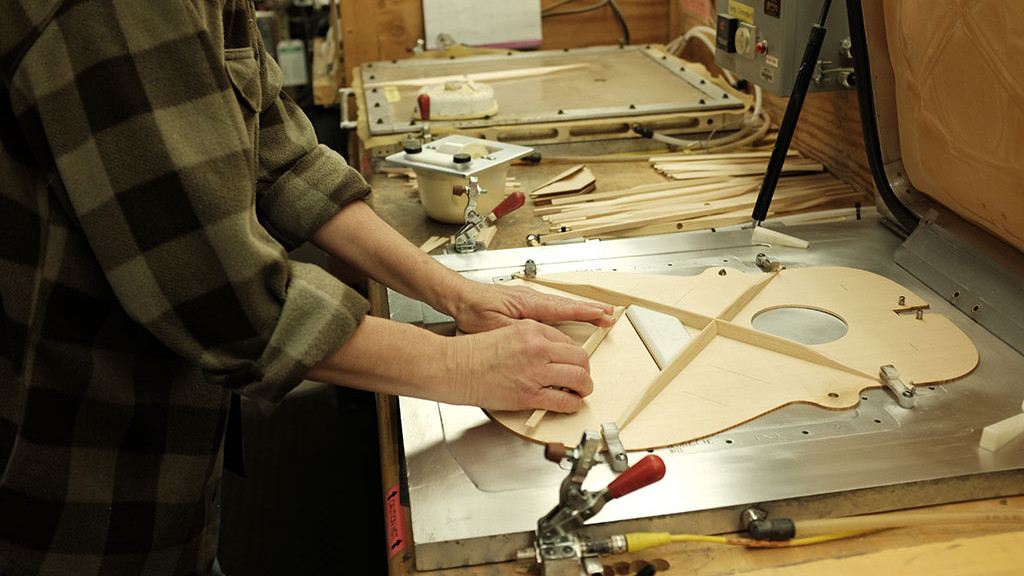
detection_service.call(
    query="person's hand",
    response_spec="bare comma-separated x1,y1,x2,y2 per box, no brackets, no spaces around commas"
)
447,279,615,334
448,319,594,412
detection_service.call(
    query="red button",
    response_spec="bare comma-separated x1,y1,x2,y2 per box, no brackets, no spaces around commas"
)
755,41,768,55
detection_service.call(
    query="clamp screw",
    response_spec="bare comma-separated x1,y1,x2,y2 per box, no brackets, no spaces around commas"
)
740,507,768,527
524,259,538,278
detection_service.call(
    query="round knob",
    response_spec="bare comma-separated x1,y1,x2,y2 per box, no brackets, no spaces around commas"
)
544,443,567,463
402,138,422,154
453,153,472,164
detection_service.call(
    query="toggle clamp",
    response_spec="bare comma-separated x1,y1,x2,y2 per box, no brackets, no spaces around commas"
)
451,176,525,253
516,427,666,576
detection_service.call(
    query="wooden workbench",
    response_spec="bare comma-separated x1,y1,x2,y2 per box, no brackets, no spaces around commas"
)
365,163,1024,576
365,159,674,252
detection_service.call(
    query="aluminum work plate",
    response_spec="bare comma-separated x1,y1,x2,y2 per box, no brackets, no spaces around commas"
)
387,215,1024,571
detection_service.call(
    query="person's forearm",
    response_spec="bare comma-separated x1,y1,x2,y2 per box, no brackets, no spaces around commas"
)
306,315,466,403
307,314,596,413
310,199,465,316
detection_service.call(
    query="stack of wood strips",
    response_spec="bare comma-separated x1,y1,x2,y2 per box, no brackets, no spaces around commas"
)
536,151,868,244
653,151,820,180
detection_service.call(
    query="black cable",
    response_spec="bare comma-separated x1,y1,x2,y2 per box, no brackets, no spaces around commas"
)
845,0,920,233
542,0,630,44
608,0,631,45
542,0,610,17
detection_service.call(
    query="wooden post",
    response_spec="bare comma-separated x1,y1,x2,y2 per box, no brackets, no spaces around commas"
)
338,0,424,86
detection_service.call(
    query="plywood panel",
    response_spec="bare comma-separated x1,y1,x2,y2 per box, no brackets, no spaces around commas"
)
540,0,671,48
339,0,424,84
488,267,978,449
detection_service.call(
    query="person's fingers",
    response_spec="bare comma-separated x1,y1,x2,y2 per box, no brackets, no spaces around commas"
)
532,386,585,414
521,290,615,326
570,301,616,327
529,361,593,398
533,321,581,346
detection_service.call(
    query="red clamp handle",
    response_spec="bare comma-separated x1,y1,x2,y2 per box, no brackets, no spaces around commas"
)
490,191,525,219
606,455,665,499
417,94,430,121
452,184,466,196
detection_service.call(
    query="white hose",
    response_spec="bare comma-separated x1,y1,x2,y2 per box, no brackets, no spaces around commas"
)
652,26,767,153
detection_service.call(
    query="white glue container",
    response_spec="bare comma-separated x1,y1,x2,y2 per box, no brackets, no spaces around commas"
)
385,135,533,224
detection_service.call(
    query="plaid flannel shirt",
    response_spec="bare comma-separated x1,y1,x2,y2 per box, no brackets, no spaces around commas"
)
1,1,371,574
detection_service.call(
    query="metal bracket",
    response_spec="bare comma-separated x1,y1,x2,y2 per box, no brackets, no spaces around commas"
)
880,365,915,409
601,423,629,473
453,177,485,253
337,87,357,130
755,252,784,272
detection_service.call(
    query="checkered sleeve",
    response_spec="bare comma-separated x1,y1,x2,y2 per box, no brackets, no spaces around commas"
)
9,0,367,409
229,0,371,250
248,43,371,250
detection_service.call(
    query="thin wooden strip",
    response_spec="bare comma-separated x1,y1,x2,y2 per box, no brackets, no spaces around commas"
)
363,63,589,88
648,150,787,163
419,236,448,253
549,176,737,206
556,181,828,228
717,271,779,322
652,157,820,170
587,211,753,239
662,164,824,179
652,159,820,173
535,180,752,217
714,320,874,379
540,185,763,242
514,274,716,330
555,183,769,226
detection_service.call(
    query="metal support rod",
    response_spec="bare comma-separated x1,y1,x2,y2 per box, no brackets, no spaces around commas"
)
751,0,833,225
